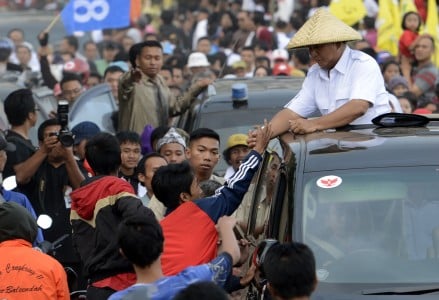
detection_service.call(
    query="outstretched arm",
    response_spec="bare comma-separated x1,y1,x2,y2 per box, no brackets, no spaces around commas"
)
289,99,370,134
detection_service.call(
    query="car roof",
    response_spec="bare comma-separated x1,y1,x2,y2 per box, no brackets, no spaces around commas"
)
201,76,304,111
281,122,439,172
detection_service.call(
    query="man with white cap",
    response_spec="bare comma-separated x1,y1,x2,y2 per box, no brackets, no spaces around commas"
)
252,9,391,139
187,52,210,77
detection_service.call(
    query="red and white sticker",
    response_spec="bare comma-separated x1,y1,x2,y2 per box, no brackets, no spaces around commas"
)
316,175,342,189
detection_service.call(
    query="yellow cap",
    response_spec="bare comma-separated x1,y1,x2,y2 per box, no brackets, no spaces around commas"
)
226,134,248,150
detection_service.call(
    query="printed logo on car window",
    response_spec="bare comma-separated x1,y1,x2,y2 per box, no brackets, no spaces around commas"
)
316,175,342,189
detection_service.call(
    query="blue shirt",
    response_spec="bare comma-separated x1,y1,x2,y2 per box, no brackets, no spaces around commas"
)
3,189,44,245
108,253,232,300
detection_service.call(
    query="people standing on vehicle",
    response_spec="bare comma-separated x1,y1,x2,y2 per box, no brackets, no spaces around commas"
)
108,215,239,300
262,242,317,300
154,124,271,275
0,201,70,300
70,132,155,300
251,9,391,138
118,40,212,135
223,133,250,180
185,128,224,185
137,152,168,207
116,131,142,194
156,127,187,164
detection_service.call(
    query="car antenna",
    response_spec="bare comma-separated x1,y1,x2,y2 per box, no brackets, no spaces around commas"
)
218,39,240,79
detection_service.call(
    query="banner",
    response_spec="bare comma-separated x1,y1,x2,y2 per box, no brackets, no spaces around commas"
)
329,0,366,26
61,0,130,34
377,0,401,56
400,0,418,15
424,0,439,67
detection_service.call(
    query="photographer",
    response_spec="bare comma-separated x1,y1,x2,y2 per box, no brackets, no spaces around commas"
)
14,118,86,289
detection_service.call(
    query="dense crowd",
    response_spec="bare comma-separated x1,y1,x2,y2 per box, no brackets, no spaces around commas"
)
0,0,438,299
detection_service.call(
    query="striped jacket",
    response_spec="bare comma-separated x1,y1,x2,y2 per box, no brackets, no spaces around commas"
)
161,150,262,275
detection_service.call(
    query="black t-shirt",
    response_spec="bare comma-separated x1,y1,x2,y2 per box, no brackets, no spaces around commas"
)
20,159,86,264
118,169,139,194
4,131,36,196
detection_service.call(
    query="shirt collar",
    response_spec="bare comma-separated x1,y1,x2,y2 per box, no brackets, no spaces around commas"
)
333,46,351,75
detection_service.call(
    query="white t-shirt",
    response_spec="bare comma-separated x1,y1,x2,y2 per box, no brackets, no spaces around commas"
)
285,47,391,125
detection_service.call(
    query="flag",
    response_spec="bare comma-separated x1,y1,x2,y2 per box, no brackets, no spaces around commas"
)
61,0,130,34
329,0,366,26
377,0,401,56
424,0,439,67
130,0,142,23
400,0,418,15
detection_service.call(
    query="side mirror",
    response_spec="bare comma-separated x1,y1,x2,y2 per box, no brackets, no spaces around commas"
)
207,84,216,97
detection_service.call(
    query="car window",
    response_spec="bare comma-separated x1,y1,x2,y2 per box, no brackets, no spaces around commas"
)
301,166,439,284
246,140,284,242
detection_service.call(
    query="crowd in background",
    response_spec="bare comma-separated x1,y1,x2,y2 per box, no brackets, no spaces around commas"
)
0,0,439,299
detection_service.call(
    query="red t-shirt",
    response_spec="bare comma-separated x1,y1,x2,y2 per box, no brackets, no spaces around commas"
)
399,30,418,58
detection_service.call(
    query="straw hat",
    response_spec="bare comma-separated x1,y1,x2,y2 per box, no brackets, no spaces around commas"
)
287,8,361,49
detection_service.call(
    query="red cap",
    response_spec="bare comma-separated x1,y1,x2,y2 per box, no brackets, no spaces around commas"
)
272,62,291,76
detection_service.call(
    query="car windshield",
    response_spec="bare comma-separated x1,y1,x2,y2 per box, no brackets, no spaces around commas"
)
301,166,439,284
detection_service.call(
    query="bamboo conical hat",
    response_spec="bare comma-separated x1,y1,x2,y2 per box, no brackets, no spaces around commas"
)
287,8,362,49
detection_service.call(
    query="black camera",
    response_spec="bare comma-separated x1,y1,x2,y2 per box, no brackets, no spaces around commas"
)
56,100,74,147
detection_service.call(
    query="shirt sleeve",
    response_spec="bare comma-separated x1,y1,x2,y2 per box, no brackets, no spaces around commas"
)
284,71,318,117
195,150,262,223
349,56,384,106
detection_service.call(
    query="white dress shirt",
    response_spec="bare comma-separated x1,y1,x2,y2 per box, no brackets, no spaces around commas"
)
285,47,391,125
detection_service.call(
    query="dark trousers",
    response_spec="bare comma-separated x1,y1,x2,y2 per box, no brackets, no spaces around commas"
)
86,286,116,300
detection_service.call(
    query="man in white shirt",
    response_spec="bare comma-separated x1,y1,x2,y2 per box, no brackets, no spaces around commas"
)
256,9,391,139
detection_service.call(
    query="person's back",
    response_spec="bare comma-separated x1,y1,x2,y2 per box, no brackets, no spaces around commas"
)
262,242,317,300
108,215,240,300
0,201,69,300
70,132,155,299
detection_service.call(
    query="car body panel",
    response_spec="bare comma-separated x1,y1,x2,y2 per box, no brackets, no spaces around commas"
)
244,121,439,299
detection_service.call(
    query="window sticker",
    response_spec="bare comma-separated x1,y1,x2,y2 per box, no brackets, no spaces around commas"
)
316,175,342,189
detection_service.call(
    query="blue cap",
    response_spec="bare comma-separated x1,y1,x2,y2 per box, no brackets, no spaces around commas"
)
231,83,248,101
71,121,101,145
0,38,13,50
108,61,129,72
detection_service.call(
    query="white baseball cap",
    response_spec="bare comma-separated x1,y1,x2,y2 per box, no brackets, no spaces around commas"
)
187,52,210,68
272,49,289,61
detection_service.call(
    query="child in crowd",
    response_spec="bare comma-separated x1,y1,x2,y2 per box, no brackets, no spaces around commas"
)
381,60,402,89
388,75,409,97
399,11,422,83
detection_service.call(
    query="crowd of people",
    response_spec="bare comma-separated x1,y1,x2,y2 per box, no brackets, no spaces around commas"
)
0,0,438,299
